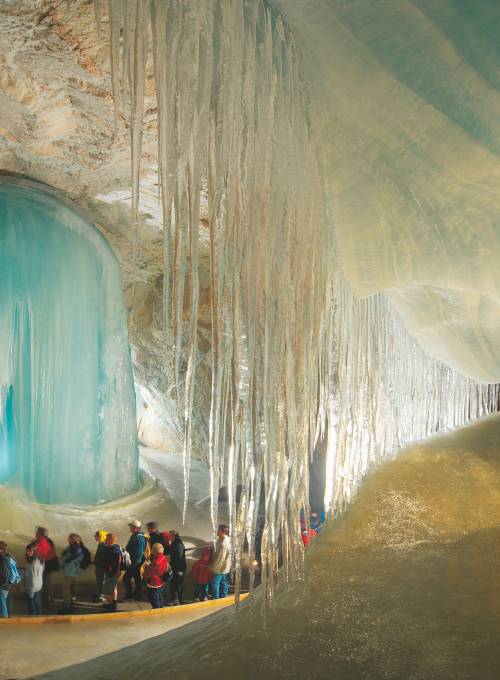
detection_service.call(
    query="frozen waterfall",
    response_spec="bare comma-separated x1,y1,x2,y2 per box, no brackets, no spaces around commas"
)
0,175,139,505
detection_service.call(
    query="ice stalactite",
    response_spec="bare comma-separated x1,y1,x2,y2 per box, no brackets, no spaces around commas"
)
0,176,139,505
99,0,499,603
101,0,332,603
321,277,500,518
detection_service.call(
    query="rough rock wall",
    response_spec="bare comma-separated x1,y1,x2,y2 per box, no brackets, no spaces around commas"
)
0,0,210,456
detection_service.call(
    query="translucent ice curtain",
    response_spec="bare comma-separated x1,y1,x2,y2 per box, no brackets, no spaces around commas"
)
98,1,499,603
321,278,500,517
0,176,139,505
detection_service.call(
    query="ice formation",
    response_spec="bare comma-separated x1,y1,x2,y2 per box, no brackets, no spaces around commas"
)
98,0,499,602
0,175,139,505
274,0,500,383
322,278,500,515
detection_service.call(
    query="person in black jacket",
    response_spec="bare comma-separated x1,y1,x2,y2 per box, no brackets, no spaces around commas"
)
101,533,122,613
168,530,186,605
146,522,171,554
93,530,108,603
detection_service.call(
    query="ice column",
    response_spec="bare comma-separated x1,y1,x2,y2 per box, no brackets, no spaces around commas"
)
0,176,139,505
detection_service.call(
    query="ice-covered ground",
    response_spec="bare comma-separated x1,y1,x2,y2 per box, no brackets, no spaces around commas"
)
32,412,500,680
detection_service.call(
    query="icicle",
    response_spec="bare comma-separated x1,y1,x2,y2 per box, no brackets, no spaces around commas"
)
101,0,500,607
107,0,123,119
128,0,148,226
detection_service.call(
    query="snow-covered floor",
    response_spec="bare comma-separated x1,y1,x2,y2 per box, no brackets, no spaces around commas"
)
0,448,229,680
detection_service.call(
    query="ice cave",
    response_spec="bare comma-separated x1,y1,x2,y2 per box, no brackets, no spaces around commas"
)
1,1,500,679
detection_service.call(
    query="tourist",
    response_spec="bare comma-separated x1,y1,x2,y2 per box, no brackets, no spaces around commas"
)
101,532,122,612
24,542,44,616
300,516,317,546
34,527,58,605
146,521,171,553
143,543,168,609
209,524,231,599
123,519,147,601
59,533,84,614
0,541,21,618
192,546,213,601
168,530,187,605
310,512,324,532
93,530,108,602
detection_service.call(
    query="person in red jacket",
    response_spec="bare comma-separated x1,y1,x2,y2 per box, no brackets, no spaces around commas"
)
300,518,318,547
34,527,58,605
192,547,213,602
143,543,168,609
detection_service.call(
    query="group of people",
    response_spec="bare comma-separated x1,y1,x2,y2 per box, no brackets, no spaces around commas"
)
0,521,231,618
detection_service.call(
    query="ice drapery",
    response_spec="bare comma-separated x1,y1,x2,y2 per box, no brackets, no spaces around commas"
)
273,0,500,383
0,176,139,505
98,0,499,602
322,278,500,515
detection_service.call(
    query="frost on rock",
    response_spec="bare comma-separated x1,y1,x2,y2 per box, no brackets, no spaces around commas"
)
100,0,499,603
0,176,139,505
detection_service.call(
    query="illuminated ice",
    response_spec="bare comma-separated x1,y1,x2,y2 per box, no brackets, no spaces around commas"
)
0,176,139,505
100,0,500,603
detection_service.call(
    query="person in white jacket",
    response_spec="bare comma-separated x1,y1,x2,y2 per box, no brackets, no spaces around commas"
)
209,525,231,599
24,543,44,616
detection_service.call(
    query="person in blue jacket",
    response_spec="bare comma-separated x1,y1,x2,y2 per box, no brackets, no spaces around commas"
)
123,519,146,601
0,540,21,618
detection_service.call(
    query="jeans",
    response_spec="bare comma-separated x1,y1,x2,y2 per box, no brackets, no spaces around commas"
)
211,573,229,599
63,575,77,608
0,589,8,618
42,570,54,605
123,564,143,599
194,582,209,600
147,586,165,609
26,590,43,616
95,565,105,597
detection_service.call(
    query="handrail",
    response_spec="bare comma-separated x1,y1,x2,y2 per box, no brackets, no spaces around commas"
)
0,593,248,625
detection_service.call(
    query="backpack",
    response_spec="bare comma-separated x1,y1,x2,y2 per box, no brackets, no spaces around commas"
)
0,554,21,589
0,556,9,589
161,565,173,583
120,548,132,571
79,545,91,570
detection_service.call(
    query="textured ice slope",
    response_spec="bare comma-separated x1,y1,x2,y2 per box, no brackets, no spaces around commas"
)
277,0,500,382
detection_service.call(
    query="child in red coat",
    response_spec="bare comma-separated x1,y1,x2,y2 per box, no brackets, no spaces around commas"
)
192,547,212,601
143,543,168,609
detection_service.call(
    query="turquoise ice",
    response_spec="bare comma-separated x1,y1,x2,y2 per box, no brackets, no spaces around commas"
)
0,176,139,505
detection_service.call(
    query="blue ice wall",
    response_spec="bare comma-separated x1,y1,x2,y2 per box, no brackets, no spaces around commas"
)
0,176,139,504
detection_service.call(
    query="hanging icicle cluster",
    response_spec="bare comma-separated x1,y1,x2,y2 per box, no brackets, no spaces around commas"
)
96,1,499,605
321,277,500,517
98,0,332,603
